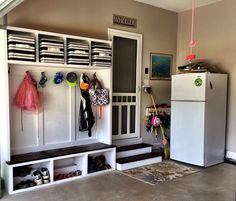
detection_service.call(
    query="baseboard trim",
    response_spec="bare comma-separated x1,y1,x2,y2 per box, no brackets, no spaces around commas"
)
226,151,236,160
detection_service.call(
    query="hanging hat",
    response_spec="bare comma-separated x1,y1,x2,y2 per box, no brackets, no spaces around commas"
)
79,73,89,90
66,72,78,87
53,72,64,84
39,72,48,88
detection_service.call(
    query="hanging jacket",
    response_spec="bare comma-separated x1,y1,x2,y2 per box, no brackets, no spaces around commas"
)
79,74,95,137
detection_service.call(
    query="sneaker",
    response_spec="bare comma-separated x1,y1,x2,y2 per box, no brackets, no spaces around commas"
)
40,167,50,180
15,181,29,190
74,170,82,176
31,169,43,185
26,179,35,187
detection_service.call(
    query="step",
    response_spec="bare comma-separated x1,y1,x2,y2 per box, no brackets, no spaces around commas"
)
116,143,152,159
116,152,162,171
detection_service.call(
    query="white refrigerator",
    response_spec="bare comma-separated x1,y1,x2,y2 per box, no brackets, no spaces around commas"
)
170,72,227,167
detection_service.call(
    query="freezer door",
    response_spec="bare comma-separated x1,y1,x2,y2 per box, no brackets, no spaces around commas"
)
171,73,207,101
170,101,205,166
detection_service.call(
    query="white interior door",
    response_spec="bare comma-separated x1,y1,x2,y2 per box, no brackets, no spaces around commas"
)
108,29,142,140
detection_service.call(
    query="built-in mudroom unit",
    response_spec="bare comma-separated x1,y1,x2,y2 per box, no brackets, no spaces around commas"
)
0,26,116,194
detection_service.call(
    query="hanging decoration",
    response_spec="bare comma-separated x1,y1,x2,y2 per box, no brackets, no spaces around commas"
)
14,71,40,111
13,71,40,131
186,0,196,63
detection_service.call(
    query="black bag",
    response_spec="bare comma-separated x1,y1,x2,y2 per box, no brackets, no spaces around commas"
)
79,74,95,137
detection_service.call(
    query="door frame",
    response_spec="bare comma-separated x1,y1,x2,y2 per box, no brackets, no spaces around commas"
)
108,28,142,141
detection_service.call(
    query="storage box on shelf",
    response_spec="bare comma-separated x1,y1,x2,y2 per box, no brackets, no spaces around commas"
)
0,26,114,195
5,26,112,68
39,34,65,64
7,30,36,62
67,38,89,65
91,41,112,67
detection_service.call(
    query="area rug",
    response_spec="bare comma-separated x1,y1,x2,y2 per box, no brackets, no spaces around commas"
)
121,160,199,185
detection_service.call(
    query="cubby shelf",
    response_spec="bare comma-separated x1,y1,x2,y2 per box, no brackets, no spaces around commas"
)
8,60,111,70
6,144,116,194
0,26,114,195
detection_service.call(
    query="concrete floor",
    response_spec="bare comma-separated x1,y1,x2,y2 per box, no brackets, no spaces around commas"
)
2,163,236,201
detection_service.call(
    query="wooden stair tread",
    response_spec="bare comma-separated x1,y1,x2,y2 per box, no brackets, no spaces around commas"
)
116,143,152,152
116,152,162,164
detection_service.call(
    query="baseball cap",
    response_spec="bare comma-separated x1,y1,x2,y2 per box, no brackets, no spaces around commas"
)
66,72,78,87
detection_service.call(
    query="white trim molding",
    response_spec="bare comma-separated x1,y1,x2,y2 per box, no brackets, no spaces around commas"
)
226,151,236,160
108,28,143,141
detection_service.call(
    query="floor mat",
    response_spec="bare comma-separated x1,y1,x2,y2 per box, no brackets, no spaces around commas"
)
121,160,200,185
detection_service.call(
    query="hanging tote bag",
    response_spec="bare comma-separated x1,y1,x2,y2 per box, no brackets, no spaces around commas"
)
89,73,110,118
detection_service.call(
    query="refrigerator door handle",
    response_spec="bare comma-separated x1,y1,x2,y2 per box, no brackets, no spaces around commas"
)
210,81,213,89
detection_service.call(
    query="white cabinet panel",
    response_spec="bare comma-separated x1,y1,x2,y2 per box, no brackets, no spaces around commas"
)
43,79,71,145
9,73,39,152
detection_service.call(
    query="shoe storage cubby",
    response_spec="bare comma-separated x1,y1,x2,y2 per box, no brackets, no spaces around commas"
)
6,145,115,194
54,154,87,182
1,26,114,195
9,160,52,193
88,149,116,175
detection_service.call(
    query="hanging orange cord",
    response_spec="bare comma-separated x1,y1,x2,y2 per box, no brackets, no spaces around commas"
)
186,0,196,62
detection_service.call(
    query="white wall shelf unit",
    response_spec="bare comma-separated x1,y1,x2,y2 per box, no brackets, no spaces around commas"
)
0,26,114,194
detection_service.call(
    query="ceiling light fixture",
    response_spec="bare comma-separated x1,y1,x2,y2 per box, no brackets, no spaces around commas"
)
0,0,24,18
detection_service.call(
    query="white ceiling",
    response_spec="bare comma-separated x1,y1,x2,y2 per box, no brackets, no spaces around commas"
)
134,0,223,13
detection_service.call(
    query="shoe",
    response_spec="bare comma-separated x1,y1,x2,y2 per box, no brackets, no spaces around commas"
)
31,169,43,185
54,174,64,180
43,178,50,184
13,166,32,177
15,181,29,190
34,178,43,185
74,170,82,176
26,179,35,187
40,167,50,180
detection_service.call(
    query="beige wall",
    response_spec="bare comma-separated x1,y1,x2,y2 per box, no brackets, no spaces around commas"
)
177,0,236,153
7,0,177,144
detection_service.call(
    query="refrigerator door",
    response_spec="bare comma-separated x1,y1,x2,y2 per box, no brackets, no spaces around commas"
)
170,101,205,166
171,73,207,101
